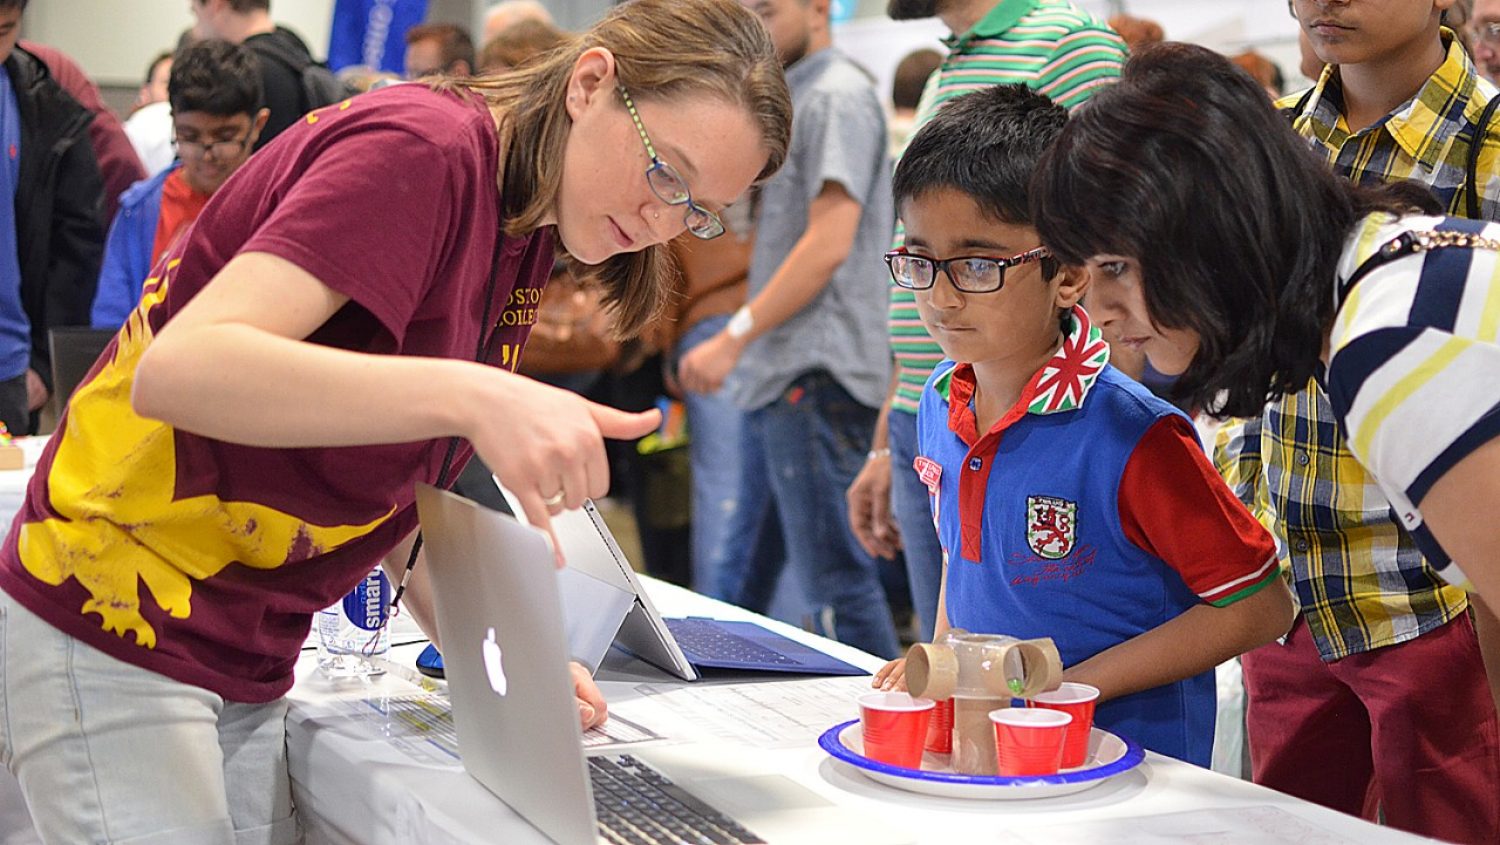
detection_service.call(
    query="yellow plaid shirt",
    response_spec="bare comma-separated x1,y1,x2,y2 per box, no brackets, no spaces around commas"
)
1214,32,1495,660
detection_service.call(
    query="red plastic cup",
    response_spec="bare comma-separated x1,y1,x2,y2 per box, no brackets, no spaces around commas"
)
858,692,935,768
925,698,954,754
990,707,1071,776
1028,682,1100,768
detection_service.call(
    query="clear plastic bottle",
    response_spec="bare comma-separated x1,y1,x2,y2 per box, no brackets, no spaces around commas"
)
316,568,390,678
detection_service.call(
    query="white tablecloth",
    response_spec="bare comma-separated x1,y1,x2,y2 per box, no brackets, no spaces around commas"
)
287,578,1431,845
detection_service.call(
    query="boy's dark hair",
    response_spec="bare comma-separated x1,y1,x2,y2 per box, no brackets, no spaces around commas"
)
1032,42,1439,419
0,0,27,12
891,48,940,112
169,39,264,117
894,83,1066,279
406,23,477,74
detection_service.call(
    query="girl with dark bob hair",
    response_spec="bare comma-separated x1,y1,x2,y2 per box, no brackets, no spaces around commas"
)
1032,42,1500,603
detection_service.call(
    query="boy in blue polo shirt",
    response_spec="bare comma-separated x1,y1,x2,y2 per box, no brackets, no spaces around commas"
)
870,84,1294,766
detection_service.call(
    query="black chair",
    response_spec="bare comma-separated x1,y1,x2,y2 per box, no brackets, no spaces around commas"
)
47,327,116,407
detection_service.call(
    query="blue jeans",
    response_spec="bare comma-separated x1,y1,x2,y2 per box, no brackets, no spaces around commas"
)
888,408,944,642
677,315,750,598
731,371,901,659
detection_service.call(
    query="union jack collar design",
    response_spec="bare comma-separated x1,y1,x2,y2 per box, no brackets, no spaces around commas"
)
1025,305,1110,415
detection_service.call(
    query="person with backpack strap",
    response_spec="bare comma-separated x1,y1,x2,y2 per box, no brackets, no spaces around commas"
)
191,0,348,151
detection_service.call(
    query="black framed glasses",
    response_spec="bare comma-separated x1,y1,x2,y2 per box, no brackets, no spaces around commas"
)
172,129,253,160
884,246,1050,293
617,85,726,240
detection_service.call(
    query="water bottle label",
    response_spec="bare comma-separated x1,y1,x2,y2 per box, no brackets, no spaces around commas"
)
341,570,389,631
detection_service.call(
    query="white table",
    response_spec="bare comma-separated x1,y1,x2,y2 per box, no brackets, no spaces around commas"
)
0,438,49,537
286,577,1432,845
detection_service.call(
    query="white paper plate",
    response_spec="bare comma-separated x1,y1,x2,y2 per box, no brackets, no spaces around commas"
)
818,720,1144,800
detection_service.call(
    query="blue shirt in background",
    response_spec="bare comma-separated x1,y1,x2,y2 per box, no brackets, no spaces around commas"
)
0,70,33,381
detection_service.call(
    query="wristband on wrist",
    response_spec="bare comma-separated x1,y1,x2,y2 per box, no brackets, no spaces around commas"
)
866,448,891,462
726,305,754,340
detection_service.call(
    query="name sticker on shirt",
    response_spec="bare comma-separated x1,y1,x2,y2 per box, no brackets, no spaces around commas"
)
913,456,942,493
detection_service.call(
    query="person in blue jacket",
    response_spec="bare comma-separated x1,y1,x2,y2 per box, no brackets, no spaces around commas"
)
93,39,266,328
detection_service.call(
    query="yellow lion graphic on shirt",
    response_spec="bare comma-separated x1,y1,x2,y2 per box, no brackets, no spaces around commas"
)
16,260,389,648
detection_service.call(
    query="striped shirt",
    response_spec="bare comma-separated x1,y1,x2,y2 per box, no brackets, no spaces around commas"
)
887,0,1125,415
1326,213,1500,593
1214,36,1496,659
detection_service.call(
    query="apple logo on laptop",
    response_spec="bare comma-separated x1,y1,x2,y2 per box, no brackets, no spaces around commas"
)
482,627,508,696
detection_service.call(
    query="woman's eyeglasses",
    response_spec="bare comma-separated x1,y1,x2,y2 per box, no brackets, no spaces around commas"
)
884,246,1051,293
617,85,726,240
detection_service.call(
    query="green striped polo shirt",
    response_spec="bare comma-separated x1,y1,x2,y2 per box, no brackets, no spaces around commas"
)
888,0,1126,414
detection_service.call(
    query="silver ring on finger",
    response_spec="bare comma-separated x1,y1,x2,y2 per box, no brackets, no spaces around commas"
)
542,490,566,507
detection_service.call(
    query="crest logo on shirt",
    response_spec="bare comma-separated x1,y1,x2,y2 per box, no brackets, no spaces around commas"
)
1025,495,1077,560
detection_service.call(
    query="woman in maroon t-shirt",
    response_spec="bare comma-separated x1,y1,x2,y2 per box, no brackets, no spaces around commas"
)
0,0,791,841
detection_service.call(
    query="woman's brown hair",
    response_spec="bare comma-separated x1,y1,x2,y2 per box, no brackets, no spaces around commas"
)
443,0,791,337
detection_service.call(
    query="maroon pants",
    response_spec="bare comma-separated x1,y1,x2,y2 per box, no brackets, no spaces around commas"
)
1243,613,1500,844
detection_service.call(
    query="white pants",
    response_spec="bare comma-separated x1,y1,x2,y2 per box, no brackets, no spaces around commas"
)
0,590,299,844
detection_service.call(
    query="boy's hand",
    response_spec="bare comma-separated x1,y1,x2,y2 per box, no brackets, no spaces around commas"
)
872,658,908,691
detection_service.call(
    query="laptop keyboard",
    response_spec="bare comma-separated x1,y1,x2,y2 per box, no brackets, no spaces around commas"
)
664,618,800,667
591,755,765,845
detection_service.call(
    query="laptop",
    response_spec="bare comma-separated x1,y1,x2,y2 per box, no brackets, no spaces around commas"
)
416,485,911,845
547,499,868,680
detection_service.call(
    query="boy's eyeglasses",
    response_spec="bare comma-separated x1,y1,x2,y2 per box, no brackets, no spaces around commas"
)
884,246,1050,293
172,130,253,160
617,84,726,241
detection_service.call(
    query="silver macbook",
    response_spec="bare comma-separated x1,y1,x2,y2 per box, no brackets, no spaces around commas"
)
416,484,909,845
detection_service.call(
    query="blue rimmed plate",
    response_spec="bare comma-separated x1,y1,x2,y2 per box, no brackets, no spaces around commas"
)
818,720,1145,800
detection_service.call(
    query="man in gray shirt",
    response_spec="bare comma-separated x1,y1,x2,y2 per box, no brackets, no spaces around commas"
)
679,0,898,658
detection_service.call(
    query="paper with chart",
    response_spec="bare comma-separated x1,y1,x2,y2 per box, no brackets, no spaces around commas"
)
622,675,873,748
330,692,666,767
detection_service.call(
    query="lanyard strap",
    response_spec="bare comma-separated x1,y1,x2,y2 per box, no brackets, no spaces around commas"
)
390,228,512,614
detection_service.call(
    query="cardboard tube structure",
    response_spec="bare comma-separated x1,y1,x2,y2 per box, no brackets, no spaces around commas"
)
904,632,1065,774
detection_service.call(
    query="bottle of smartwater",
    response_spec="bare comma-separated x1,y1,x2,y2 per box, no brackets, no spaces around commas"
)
316,568,390,678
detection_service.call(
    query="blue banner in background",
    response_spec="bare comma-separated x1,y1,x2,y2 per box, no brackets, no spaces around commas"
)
831,0,855,23
327,0,429,73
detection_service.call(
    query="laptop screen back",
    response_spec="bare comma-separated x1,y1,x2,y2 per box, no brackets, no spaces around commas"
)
416,484,598,845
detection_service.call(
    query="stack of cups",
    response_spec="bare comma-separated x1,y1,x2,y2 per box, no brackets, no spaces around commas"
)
989,708,1072,776
925,698,955,755
858,693,935,769
1027,682,1100,768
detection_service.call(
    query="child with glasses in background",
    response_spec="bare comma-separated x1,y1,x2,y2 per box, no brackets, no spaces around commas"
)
92,39,268,329
870,84,1294,767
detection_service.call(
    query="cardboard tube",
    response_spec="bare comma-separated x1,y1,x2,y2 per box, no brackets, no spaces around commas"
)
953,696,1003,775
905,642,958,701
1013,638,1064,699
978,639,1063,699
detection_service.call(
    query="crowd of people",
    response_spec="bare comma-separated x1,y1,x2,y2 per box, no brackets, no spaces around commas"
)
1,0,1499,841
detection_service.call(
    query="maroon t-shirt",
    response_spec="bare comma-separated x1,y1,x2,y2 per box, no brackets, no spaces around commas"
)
0,84,555,702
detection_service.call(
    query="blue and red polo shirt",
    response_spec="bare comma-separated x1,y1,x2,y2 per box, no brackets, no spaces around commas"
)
915,307,1278,766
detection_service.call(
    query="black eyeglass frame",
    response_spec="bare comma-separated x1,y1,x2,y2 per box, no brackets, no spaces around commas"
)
884,246,1051,293
171,128,255,160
